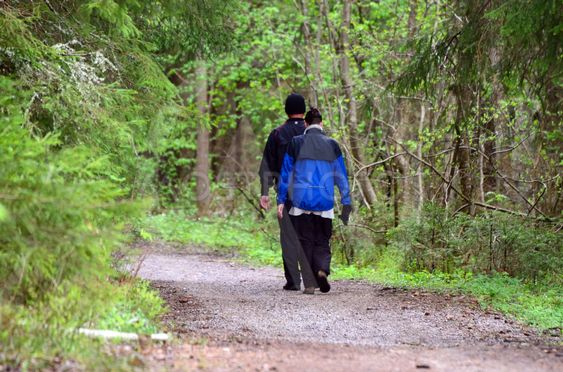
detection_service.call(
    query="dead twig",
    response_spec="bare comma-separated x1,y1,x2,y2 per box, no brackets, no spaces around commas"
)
236,186,265,219
527,182,547,217
491,131,533,156
346,223,387,234
132,248,152,278
389,138,471,203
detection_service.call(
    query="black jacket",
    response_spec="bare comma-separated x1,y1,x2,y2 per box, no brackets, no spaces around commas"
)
258,118,306,196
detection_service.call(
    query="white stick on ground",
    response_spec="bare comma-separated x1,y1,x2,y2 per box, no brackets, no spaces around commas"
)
78,328,169,341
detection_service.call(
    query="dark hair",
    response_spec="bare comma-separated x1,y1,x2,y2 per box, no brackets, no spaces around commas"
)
305,107,322,124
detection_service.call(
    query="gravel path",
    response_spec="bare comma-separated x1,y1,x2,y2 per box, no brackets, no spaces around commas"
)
137,246,562,371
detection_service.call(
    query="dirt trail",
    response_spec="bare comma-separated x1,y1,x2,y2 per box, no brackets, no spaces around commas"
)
136,244,561,371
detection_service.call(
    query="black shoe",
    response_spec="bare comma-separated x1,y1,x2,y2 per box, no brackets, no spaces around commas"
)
317,270,330,293
283,283,300,291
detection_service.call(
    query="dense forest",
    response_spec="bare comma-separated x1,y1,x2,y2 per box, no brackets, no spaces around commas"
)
0,0,561,368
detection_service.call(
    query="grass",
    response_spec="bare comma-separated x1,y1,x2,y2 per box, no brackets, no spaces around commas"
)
140,211,563,332
1,267,166,370
140,211,280,263
94,279,166,335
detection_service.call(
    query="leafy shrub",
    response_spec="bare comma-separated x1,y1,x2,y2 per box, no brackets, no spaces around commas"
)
390,203,562,282
0,72,160,368
331,200,393,266
0,77,140,303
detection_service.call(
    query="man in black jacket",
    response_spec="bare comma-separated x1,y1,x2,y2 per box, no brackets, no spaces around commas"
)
258,93,315,291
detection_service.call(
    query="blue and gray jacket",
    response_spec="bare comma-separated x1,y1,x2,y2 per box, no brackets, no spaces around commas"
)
277,125,352,211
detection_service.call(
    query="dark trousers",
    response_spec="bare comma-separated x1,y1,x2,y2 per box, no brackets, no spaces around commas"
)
278,206,317,288
293,213,333,277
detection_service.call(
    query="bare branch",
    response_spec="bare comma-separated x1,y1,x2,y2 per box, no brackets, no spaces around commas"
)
389,137,471,203
527,182,547,217
477,149,548,218
389,138,554,221
353,152,406,179
491,131,533,156
236,186,265,220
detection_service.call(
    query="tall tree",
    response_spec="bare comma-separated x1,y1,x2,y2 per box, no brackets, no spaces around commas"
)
195,59,211,216
338,0,378,207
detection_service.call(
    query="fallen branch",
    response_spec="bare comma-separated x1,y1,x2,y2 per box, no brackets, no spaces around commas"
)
346,223,387,234
473,202,528,217
78,328,169,341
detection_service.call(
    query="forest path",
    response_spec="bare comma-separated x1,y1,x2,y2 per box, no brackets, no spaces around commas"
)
136,244,561,371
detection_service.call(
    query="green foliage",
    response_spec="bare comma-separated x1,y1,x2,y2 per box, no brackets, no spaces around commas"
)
95,280,166,334
0,74,165,368
0,76,137,302
1,0,561,365
331,254,562,330
390,203,562,282
1,304,108,370
485,0,561,88
82,0,142,38
328,201,393,267
0,5,182,198
0,2,199,366
141,210,279,262
142,0,238,60
0,204,8,222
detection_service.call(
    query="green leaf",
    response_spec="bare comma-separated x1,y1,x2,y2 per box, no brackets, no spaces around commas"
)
0,203,8,222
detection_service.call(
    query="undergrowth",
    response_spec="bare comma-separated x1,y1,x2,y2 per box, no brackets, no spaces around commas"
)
0,277,165,370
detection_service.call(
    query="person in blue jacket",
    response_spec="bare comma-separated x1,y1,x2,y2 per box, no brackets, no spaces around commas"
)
277,108,352,294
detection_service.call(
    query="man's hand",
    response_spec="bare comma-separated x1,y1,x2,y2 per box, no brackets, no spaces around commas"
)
260,195,271,210
277,204,284,219
339,205,352,225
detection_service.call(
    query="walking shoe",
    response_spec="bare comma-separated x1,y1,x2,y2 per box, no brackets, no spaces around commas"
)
283,283,300,291
317,270,331,293
303,287,315,295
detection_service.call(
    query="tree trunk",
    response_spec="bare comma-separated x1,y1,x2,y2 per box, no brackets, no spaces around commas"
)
407,0,418,39
298,0,317,107
454,86,475,214
417,103,426,211
483,47,502,197
195,60,210,216
340,0,377,207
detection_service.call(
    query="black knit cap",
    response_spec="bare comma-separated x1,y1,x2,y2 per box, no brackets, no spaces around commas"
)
305,107,322,124
285,93,306,116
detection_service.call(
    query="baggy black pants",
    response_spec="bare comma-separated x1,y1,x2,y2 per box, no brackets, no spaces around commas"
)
278,206,317,288
292,213,333,277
